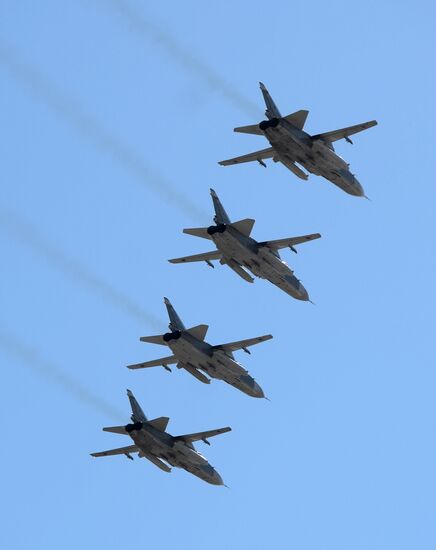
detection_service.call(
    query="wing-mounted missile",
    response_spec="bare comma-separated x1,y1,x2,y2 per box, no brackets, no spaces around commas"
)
180,362,211,384
278,156,309,180
221,258,254,283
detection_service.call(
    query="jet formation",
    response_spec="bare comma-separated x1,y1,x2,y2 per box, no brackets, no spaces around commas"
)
127,296,272,398
91,82,378,485
91,389,230,485
219,82,377,197
169,188,321,301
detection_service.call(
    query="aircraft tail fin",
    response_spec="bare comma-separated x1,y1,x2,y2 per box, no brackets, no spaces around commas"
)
164,297,185,331
259,81,282,119
210,188,231,224
127,389,148,423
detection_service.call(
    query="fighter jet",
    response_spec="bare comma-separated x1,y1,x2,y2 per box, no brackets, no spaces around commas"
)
219,82,377,197
90,389,230,486
169,188,320,301
127,297,272,398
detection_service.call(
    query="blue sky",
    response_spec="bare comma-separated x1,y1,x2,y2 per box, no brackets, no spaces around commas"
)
1,1,435,548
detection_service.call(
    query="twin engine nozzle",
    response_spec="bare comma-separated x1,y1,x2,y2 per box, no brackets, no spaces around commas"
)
125,421,143,433
163,330,182,342
207,224,227,236
259,117,280,131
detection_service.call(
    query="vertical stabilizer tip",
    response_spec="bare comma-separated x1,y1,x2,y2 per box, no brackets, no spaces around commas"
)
259,81,266,89
126,389,133,396
210,188,217,196
163,297,170,304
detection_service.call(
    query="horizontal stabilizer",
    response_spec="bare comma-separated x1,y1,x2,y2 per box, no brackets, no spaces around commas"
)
283,110,309,130
126,355,177,370
183,227,212,240
140,452,171,472
102,425,128,435
234,123,263,135
260,233,321,250
91,444,138,458
312,120,377,143
139,334,167,346
148,416,170,432
185,324,209,341
168,250,222,264
218,146,275,166
175,426,231,444
230,218,255,237
214,334,273,353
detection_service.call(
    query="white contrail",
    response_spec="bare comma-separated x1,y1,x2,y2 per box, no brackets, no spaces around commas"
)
95,0,261,118
0,207,164,331
0,329,124,421
0,38,206,222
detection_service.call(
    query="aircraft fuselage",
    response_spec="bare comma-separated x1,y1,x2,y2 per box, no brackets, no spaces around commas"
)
167,331,264,397
210,225,309,301
127,423,223,485
262,119,364,196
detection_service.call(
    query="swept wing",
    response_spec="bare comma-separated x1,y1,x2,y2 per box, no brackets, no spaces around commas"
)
90,444,138,458
218,146,275,166
260,233,321,250
168,250,222,264
214,334,272,353
127,355,177,370
175,426,231,444
312,120,377,143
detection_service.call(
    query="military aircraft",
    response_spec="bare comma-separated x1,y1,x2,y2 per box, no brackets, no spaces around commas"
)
169,188,320,301
90,389,230,486
127,297,272,398
219,82,377,197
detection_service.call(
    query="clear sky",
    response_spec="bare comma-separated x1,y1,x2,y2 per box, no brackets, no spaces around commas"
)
1,1,435,549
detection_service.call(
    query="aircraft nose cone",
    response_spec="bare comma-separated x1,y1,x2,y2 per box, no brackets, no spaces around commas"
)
351,177,365,197
251,381,265,399
200,464,224,485
284,274,309,300
240,375,264,398
209,469,224,486
297,285,309,301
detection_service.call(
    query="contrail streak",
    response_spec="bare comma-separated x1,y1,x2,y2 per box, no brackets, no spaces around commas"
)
0,329,124,421
0,38,206,222
0,207,164,331
96,0,261,118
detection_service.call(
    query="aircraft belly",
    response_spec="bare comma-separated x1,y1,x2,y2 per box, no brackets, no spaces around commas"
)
211,352,245,381
174,442,207,465
131,431,163,456
214,233,256,268
170,339,209,365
